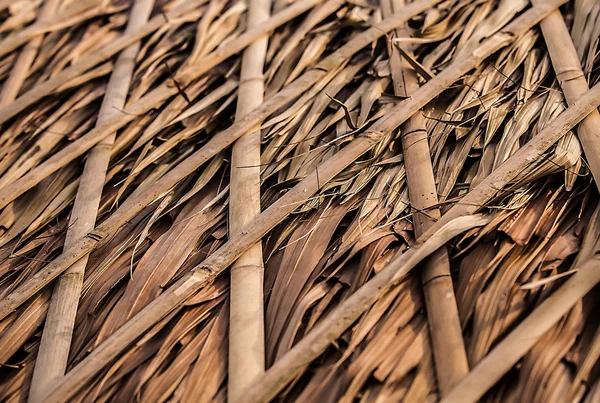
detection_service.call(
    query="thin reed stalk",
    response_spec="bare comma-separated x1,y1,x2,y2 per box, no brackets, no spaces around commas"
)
228,0,270,400
28,1,154,402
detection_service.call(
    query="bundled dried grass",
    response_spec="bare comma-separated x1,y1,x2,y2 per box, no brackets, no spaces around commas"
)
0,0,599,402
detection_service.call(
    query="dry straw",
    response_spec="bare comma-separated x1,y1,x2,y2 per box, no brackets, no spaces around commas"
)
0,0,598,401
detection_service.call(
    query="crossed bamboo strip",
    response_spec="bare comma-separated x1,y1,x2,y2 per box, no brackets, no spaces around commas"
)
0,0,106,60
0,0,60,106
441,243,600,400
439,6,600,401
535,3,600,184
0,0,442,320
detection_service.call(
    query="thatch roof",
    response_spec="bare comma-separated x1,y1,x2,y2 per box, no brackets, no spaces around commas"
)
0,0,599,401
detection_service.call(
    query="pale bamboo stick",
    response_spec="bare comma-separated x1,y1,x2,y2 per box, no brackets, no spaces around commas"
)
0,0,443,322
381,0,468,394
441,256,600,403
20,2,581,400
0,0,332,207
0,0,61,107
28,1,154,402
533,5,600,185
228,0,270,400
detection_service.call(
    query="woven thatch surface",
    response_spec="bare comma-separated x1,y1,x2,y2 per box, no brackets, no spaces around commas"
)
0,0,599,401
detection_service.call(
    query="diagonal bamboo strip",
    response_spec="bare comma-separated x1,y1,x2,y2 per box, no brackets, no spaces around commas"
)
0,0,206,126
0,0,443,321
22,2,581,400
441,255,600,403
534,4,600,185
0,0,61,107
438,9,600,401
228,0,270,400
0,0,334,208
382,0,468,394
27,1,154,402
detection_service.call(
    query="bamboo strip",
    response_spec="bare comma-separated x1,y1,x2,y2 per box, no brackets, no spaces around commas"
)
27,1,154,402
534,5,600,185
438,9,600,400
18,2,581,400
241,86,600,403
0,0,61,106
0,0,332,207
0,0,443,321
228,0,270,400
382,0,468,394
441,256,600,403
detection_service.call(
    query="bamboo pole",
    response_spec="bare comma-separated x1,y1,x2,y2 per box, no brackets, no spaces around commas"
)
440,256,600,403
28,1,153,402
13,2,580,400
381,0,468,395
0,0,443,321
0,0,334,207
0,0,61,106
228,0,269,400
533,4,600,185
